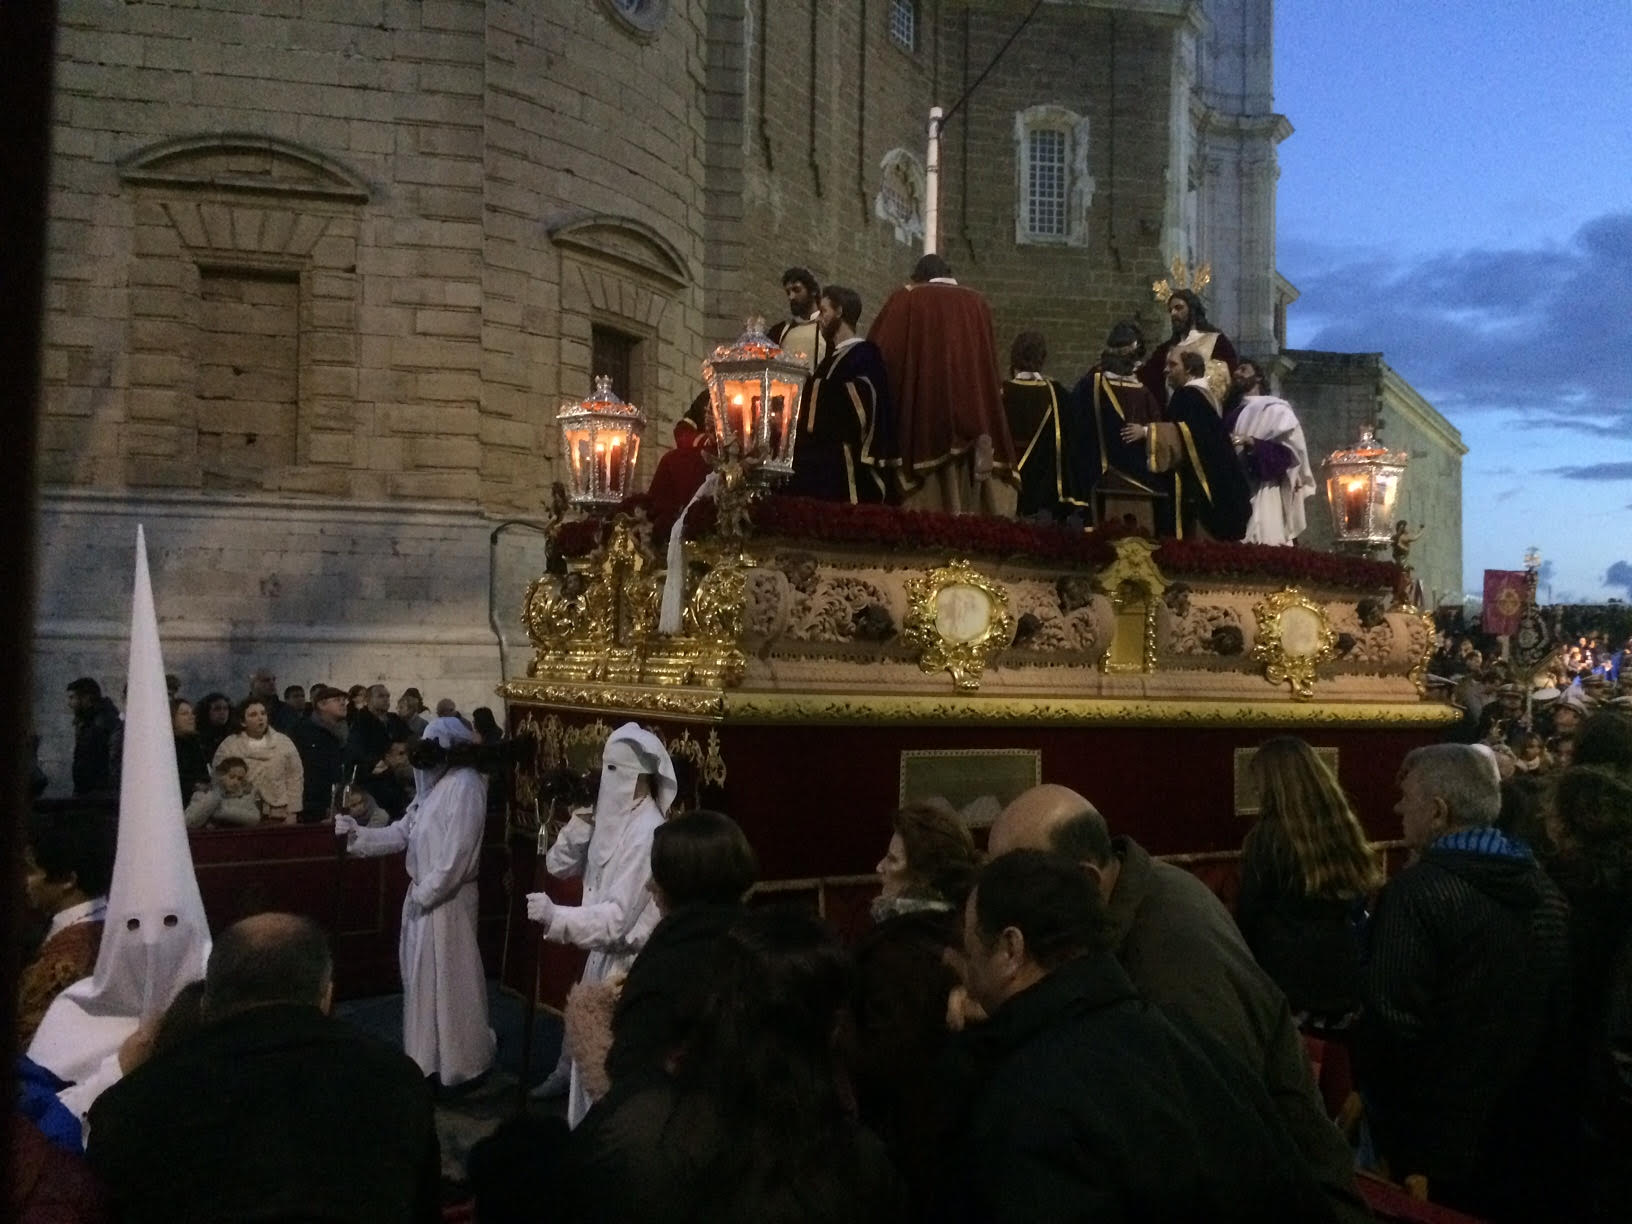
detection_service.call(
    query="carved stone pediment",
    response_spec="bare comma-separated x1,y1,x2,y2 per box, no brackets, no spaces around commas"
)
547,213,692,288
119,133,370,202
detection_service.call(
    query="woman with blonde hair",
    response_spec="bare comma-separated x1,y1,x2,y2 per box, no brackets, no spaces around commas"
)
1236,736,1383,1026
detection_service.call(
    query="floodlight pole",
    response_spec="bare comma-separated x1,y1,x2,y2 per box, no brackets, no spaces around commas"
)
924,105,943,255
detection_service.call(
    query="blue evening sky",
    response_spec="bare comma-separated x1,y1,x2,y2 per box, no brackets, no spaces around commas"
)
1274,4,1632,604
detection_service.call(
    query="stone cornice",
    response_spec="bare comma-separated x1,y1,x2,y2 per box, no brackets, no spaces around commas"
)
38,487,532,530
1380,364,1469,457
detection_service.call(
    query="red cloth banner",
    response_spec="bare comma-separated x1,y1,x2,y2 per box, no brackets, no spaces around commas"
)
1482,569,1528,636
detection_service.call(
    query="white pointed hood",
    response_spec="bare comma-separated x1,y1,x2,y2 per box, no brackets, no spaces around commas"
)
593,722,678,821
29,526,212,1083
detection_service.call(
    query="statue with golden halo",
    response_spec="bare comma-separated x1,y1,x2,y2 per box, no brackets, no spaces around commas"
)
1138,256,1239,409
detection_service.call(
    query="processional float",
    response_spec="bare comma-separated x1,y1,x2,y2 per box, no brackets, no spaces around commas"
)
501,320,1452,1010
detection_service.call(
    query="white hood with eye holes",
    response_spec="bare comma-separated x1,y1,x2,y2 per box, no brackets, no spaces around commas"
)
593,723,678,823
29,527,212,1086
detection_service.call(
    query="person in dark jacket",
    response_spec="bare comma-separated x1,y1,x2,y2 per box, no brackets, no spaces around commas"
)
566,909,902,1224
853,798,979,1217
991,784,1368,1223
290,685,350,821
1236,736,1383,1024
344,684,409,780
1544,762,1632,1221
65,678,120,797
955,850,1334,1223
604,809,757,1094
87,913,439,1224
169,698,211,803
1359,743,1571,1222
193,691,234,762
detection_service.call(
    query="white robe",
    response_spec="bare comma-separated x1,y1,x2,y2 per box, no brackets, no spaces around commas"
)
350,766,495,1086
1233,394,1314,546
543,797,664,1123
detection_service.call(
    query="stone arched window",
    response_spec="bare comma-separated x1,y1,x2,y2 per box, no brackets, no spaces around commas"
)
1013,105,1094,247
547,213,694,478
117,134,369,490
874,149,925,247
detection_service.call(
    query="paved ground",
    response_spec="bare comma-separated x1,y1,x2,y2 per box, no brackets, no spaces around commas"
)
335,983,566,1187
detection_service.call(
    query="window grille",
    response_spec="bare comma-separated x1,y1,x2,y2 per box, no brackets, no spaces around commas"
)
1026,128,1068,238
889,0,915,51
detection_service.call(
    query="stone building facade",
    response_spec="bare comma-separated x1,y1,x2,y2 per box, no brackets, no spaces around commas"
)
31,0,1459,786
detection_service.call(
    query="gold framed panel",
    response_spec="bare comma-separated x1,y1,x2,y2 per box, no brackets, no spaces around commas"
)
902,559,1016,691
898,748,1042,828
1232,744,1341,817
1252,587,1338,701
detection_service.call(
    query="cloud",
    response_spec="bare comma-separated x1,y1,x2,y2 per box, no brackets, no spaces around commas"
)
1548,462,1632,481
1607,561,1632,600
1283,212,1632,437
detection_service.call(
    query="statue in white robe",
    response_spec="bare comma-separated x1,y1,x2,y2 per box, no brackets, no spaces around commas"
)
1229,393,1314,546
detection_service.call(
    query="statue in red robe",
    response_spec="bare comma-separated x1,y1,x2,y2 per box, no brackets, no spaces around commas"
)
866,255,1018,516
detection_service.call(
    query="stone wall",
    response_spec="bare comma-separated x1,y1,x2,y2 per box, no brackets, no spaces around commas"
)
32,489,550,794
1282,350,1466,607
42,0,712,511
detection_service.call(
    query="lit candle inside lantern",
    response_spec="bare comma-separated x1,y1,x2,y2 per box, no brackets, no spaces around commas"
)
1343,479,1368,532
607,437,622,492
768,394,786,453
749,395,762,446
595,441,607,492
729,393,747,443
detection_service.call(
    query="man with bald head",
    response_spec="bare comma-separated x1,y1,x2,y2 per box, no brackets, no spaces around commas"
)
991,785,1367,1222
88,913,440,1223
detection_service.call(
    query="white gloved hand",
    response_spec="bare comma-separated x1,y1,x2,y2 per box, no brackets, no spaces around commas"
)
526,891,555,926
333,811,359,839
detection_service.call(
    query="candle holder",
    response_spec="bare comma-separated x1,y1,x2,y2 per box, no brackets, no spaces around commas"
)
1321,425,1408,553
700,317,811,483
557,374,647,509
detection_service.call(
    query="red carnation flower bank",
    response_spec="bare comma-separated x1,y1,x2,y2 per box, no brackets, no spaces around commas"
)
553,493,1399,592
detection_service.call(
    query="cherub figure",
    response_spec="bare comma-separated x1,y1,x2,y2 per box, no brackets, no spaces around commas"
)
1391,520,1425,566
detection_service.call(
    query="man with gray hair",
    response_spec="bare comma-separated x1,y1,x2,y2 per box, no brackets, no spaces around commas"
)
87,914,439,1222
1358,743,1570,1221
989,784,1368,1222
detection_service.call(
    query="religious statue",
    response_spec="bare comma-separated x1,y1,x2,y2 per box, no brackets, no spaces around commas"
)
1391,521,1424,566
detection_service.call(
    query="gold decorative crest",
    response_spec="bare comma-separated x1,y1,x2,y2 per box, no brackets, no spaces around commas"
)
902,559,1015,691
1152,255,1212,304
1252,587,1337,701
1093,537,1167,673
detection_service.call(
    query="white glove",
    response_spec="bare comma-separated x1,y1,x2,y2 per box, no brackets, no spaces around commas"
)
333,811,359,839
526,891,555,926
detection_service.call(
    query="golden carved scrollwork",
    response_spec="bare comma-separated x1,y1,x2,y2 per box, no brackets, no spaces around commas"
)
664,727,729,789
1252,588,1338,701
718,692,1456,727
522,513,749,693
500,683,1454,729
499,680,727,720
1404,607,1436,697
1094,537,1166,674
902,559,1015,691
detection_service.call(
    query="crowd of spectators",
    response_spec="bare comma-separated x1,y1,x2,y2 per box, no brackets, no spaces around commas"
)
56,667,506,828
19,695,1632,1222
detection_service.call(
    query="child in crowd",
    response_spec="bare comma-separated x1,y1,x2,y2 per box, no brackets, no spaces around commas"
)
184,757,264,829
343,784,392,829
1512,731,1550,774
